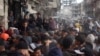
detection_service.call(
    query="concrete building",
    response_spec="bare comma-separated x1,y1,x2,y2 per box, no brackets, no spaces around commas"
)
0,0,4,24
83,0,94,18
60,0,84,20
83,0,100,19
61,0,75,6
7,0,60,19
71,3,85,20
72,4,81,17
28,0,61,17
94,0,100,19
0,0,61,29
47,0,61,16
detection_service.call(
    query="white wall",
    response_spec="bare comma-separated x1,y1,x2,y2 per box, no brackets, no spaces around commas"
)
0,0,4,16
4,0,8,29
0,0,8,29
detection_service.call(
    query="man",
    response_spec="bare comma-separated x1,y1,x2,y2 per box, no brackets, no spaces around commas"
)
36,12,43,31
8,11,14,27
74,33,94,56
67,28,78,41
8,40,30,56
62,36,76,56
74,34,86,56
49,18,57,31
0,38,8,56
48,39,63,56
18,21,31,35
74,34,85,49
17,41,30,56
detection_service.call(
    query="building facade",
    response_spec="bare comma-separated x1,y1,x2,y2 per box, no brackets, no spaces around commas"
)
0,0,8,29
61,0,75,6
72,4,81,17
28,0,61,17
61,0,83,20
0,0,61,28
83,0,100,20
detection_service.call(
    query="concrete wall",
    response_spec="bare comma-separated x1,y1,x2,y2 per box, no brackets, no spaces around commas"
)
28,0,60,17
0,0,5,27
4,0,8,29
0,0,8,29
0,0,4,16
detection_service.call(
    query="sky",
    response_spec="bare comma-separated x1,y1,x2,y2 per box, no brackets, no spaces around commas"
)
76,0,84,3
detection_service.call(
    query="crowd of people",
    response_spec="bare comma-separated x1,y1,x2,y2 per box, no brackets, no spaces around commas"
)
0,10,100,56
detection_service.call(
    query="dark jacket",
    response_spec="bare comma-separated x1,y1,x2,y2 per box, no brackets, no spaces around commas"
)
48,47,63,56
18,26,31,35
81,43,94,56
63,50,77,56
8,51,23,56
36,17,43,28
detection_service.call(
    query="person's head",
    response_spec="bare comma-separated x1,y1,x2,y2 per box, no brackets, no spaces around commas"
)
48,31,54,37
29,14,34,19
32,36,41,44
13,20,17,24
10,11,13,16
24,14,29,19
86,34,96,45
62,36,74,49
37,12,41,18
75,34,85,46
8,27,15,34
68,28,77,36
17,41,28,50
44,18,49,23
22,21,29,27
33,47,42,56
41,34,52,45
17,41,30,56
11,35,22,44
49,18,53,22
62,29,68,38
